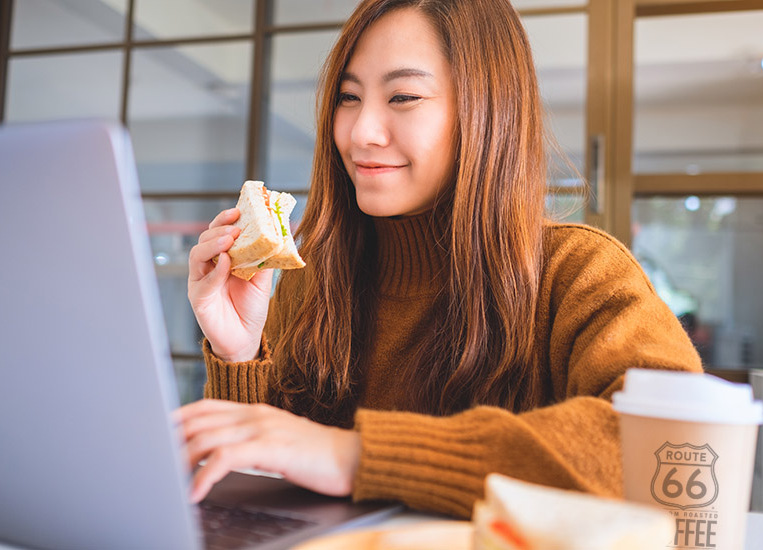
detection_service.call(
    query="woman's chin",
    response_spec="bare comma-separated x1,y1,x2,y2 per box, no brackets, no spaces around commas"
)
356,196,431,218
359,205,416,218
356,198,400,218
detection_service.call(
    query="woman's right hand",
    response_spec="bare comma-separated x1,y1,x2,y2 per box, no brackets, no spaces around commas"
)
188,208,273,363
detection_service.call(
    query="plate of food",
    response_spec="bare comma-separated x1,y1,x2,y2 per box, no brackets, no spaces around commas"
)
291,520,473,550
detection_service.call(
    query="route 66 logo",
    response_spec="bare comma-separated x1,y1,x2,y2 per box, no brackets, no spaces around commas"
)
650,442,719,510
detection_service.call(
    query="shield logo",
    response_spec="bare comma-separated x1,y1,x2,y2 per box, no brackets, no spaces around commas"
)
650,442,719,510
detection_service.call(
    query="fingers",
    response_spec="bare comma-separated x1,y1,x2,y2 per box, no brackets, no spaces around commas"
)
188,208,240,284
197,224,241,247
190,442,264,503
173,401,358,503
173,398,242,424
178,403,255,443
189,230,228,268
177,410,245,442
185,422,258,468
175,401,273,504
244,267,276,293
174,400,269,467
188,226,240,284
208,208,240,230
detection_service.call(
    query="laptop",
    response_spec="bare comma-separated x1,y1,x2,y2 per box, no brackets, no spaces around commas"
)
0,120,402,550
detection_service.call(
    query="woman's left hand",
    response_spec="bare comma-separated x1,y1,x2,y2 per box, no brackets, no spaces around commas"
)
173,399,362,503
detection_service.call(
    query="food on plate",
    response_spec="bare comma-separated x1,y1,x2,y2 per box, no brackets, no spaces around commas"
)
290,521,472,550
223,180,305,280
472,474,672,550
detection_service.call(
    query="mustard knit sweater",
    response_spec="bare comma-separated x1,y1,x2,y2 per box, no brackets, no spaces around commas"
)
203,213,702,518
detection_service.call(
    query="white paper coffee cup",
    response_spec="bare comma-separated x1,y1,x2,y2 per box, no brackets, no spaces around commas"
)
613,369,762,550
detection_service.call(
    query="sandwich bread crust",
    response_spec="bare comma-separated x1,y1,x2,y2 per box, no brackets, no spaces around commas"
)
472,474,673,550
226,181,305,280
257,191,305,271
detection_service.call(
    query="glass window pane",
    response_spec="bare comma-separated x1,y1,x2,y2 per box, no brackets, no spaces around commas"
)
546,193,585,223
133,0,254,40
5,51,123,123
634,11,763,174
272,1,588,26
272,1,587,27
523,13,587,187
632,197,763,369
128,43,252,192
266,31,339,192
10,0,127,50
273,0,357,25
145,197,235,356
173,358,206,405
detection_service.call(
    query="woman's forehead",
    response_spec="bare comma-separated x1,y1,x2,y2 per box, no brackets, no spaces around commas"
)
343,9,449,82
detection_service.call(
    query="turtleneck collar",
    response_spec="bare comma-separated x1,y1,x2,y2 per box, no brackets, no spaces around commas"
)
371,209,450,298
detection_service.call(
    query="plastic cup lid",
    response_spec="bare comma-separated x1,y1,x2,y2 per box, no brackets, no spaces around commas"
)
612,368,763,425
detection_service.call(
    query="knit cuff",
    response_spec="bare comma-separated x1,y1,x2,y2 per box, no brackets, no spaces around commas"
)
202,337,272,404
352,408,489,518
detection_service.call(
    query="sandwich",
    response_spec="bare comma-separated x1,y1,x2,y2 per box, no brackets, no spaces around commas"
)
473,474,672,550
224,180,306,280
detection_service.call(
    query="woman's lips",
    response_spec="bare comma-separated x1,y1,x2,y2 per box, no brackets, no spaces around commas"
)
354,162,405,176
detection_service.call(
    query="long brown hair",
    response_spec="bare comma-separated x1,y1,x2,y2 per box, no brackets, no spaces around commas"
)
272,0,546,425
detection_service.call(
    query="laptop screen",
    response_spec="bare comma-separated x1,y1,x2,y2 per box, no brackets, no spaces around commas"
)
0,120,201,550
0,120,402,550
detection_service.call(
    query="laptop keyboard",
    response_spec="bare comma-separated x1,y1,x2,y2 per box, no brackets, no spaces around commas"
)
199,501,318,550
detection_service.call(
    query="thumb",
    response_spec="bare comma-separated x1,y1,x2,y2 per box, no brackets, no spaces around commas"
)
247,267,275,295
206,252,232,288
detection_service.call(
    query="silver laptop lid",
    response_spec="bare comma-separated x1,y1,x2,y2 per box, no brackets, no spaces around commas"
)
0,120,201,550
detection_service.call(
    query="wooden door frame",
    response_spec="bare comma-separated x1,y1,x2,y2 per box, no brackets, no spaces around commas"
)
587,0,763,246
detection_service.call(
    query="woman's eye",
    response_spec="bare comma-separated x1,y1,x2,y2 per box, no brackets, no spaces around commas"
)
390,94,422,104
338,92,360,105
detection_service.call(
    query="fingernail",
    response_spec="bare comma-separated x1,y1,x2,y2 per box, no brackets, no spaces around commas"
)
217,236,230,246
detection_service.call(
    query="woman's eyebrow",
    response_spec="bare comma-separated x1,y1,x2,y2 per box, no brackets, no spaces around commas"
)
340,68,434,84
383,68,434,82
340,72,361,84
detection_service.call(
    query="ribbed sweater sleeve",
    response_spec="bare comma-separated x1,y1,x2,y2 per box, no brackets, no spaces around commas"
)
353,400,618,518
202,337,273,403
351,225,703,518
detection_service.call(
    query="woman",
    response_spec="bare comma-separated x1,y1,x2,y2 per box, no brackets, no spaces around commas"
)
178,0,701,518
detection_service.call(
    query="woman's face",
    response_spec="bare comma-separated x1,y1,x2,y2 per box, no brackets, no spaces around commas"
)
333,8,457,218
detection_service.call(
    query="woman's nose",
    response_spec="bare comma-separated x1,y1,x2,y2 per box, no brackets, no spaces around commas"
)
351,104,390,148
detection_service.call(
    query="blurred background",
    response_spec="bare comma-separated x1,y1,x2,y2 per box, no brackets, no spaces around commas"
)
1,0,761,404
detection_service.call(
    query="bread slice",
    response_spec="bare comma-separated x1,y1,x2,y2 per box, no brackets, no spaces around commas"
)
473,474,672,550
226,181,305,280
257,190,306,271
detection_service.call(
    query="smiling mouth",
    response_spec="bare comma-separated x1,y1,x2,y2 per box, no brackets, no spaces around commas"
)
354,163,405,175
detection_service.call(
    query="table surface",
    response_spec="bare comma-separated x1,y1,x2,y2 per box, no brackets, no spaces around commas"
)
1,508,761,549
